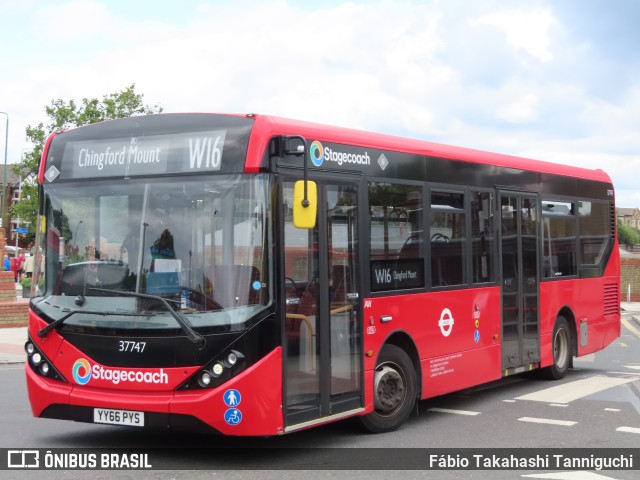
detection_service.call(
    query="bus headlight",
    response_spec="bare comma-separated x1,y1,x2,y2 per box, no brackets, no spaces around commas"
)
31,353,42,366
211,363,224,378
198,371,212,387
178,349,247,390
24,338,67,383
225,351,239,367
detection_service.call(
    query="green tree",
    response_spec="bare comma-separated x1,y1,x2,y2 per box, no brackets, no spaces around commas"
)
11,84,162,238
618,221,640,248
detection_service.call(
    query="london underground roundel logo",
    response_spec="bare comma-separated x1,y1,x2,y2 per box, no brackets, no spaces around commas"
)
73,358,92,385
310,141,324,167
438,308,455,337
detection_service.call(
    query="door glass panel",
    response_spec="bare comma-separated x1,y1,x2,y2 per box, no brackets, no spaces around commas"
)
471,191,495,283
327,185,361,397
501,194,540,369
283,183,320,413
501,196,519,342
521,197,539,338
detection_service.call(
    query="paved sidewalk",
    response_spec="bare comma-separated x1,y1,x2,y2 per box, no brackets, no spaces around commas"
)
621,301,640,317
2,302,639,365
0,326,27,364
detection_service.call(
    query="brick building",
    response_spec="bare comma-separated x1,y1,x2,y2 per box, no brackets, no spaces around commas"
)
617,207,640,230
0,164,27,251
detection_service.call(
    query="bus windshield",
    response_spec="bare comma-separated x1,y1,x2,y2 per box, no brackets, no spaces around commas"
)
33,174,272,333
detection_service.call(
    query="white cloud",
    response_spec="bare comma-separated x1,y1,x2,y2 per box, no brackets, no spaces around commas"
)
1,0,638,208
31,0,177,43
471,9,556,62
496,93,539,123
32,0,114,41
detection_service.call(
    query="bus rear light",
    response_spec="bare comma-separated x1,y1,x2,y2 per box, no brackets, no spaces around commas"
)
24,338,67,383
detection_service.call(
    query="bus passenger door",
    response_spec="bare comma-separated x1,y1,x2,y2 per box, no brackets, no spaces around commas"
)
499,193,540,372
282,181,363,429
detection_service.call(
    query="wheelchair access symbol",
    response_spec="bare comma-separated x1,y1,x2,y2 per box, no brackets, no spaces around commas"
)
224,408,243,426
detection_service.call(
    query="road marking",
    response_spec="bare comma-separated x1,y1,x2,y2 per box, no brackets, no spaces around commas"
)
622,317,640,337
616,426,640,434
518,417,576,426
522,471,617,479
623,365,640,370
503,399,516,403
550,404,568,407
604,408,620,412
617,341,627,347
428,407,481,416
606,370,640,377
515,376,636,404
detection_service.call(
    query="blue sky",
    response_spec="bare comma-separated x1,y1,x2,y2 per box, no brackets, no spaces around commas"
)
1,0,639,205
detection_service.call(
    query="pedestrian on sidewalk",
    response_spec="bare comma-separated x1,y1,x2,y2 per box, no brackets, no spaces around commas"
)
17,251,25,280
3,254,9,272
24,253,34,279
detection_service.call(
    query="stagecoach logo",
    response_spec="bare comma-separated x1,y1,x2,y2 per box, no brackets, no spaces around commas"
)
310,141,324,167
438,308,455,337
309,140,371,168
72,358,169,385
72,358,92,385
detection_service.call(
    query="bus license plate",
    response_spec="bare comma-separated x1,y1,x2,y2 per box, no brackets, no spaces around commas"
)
94,408,144,427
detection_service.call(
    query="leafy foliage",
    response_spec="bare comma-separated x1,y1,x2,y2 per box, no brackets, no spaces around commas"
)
618,221,640,248
11,84,162,238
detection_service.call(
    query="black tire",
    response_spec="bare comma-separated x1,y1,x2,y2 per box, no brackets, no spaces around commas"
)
541,316,572,380
359,344,417,433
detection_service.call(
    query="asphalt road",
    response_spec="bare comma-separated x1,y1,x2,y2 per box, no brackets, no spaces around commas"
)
1,318,638,480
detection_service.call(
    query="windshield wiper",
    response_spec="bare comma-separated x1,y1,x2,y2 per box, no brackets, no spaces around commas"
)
87,288,206,348
38,309,151,338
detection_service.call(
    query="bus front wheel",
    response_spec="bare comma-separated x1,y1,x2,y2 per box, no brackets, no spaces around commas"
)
359,344,417,433
541,316,572,380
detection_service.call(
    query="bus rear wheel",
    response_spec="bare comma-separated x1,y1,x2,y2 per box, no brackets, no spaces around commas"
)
541,316,572,380
359,344,417,433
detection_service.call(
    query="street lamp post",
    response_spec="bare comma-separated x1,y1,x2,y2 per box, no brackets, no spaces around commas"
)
0,111,8,230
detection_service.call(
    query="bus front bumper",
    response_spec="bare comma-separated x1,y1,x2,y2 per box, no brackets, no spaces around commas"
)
26,348,284,436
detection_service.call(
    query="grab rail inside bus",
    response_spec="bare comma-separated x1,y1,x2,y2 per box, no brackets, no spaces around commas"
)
286,313,314,369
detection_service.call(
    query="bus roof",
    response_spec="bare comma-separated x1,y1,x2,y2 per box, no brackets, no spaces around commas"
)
39,112,613,187
247,114,612,184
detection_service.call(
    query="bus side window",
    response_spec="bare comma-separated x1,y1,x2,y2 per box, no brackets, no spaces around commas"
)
542,200,577,278
578,201,610,268
430,190,465,287
369,182,424,291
